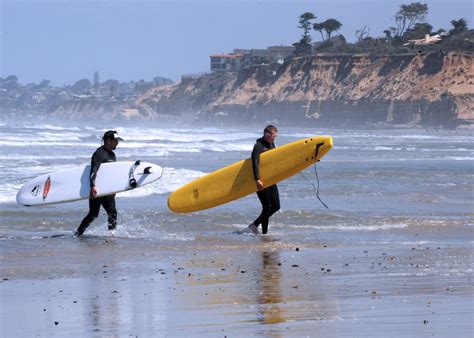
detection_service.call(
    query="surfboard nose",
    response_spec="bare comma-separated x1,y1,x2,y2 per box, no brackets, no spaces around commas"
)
313,135,333,161
327,136,333,148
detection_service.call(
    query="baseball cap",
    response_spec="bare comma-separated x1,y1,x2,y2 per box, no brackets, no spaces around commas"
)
102,130,124,141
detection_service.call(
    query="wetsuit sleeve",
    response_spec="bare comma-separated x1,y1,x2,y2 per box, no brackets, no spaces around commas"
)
251,141,265,181
89,150,105,187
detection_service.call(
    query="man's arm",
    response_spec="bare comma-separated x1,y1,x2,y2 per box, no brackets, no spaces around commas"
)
89,150,105,188
251,141,265,190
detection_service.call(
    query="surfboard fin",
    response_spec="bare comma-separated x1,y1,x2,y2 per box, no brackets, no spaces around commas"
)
129,178,137,188
143,166,152,174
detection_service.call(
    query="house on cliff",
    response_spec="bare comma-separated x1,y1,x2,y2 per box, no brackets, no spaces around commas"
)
210,45,294,72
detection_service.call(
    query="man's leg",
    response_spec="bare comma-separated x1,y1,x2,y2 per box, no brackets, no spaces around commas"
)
269,185,280,216
254,188,272,234
101,194,117,230
76,198,101,236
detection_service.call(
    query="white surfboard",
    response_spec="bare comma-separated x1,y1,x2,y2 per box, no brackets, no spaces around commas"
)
16,161,163,206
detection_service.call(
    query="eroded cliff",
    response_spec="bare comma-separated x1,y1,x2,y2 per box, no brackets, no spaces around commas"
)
142,52,473,127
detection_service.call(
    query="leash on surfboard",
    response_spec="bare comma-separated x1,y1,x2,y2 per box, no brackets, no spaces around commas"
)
299,142,329,209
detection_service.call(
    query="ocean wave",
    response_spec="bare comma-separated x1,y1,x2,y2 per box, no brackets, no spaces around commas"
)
113,126,258,143
23,124,82,131
0,139,253,154
0,140,99,147
444,156,474,161
0,183,22,203
0,154,90,161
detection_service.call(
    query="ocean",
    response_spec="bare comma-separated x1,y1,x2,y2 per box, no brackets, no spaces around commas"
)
0,122,472,243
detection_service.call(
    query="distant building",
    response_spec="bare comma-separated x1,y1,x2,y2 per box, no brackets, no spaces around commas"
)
209,53,244,72
209,45,295,72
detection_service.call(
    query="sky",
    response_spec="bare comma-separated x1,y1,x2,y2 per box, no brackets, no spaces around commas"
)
1,0,472,85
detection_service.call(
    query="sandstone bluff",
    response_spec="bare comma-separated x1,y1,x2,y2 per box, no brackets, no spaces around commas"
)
51,52,473,128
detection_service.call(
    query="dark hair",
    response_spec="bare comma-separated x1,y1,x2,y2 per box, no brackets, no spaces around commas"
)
264,125,277,135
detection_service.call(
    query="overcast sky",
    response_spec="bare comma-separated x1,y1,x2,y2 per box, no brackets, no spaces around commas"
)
1,0,472,85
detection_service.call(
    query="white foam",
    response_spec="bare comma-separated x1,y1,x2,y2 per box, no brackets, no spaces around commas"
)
0,140,98,147
444,156,474,161
0,183,21,203
23,124,82,131
0,154,90,161
114,126,257,143
120,167,206,197
282,223,409,231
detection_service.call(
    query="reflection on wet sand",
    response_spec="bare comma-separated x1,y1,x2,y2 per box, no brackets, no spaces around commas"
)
257,251,284,325
256,250,284,338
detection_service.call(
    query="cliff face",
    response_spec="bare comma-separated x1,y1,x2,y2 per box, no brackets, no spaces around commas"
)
143,52,473,127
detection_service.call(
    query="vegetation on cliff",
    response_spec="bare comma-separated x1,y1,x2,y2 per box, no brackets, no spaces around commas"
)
294,2,473,55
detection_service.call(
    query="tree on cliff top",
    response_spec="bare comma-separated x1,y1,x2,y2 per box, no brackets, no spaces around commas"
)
394,2,429,37
293,12,316,56
313,19,343,43
313,22,326,42
299,12,316,41
323,19,343,41
450,18,468,34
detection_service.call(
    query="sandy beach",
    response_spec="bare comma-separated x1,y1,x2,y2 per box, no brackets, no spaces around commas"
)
1,232,472,337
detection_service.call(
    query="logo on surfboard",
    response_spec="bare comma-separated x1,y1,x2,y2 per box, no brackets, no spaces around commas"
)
31,184,41,197
43,176,51,201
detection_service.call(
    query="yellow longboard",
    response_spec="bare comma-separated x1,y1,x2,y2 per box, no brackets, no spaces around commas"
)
168,135,333,213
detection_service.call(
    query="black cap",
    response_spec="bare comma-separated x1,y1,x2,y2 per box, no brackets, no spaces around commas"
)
102,130,123,141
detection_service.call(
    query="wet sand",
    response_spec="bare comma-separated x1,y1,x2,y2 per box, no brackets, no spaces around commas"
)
1,235,473,337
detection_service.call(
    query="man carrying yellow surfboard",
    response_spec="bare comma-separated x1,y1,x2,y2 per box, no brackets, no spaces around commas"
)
246,125,280,235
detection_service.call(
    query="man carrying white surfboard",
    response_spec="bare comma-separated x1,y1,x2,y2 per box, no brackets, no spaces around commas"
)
246,125,280,235
75,130,123,237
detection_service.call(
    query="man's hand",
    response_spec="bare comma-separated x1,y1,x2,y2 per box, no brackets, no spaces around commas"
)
90,186,98,198
256,180,264,191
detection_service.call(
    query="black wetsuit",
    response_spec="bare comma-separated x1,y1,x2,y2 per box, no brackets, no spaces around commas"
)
76,146,117,236
251,137,280,234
